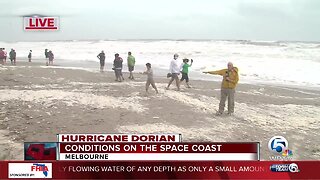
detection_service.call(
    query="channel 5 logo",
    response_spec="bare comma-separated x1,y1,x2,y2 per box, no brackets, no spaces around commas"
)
268,136,293,160
268,136,288,153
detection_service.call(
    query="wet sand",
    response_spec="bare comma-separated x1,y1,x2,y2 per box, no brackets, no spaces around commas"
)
0,62,319,160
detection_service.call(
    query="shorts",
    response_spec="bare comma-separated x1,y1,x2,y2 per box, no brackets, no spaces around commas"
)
180,73,189,82
114,68,122,77
100,60,105,66
171,73,179,80
146,78,156,87
128,66,134,72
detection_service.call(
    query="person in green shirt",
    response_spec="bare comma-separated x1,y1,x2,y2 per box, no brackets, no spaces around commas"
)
127,52,136,80
180,58,193,88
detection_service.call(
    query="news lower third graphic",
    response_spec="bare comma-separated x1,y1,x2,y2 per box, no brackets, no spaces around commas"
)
268,136,293,160
8,163,52,178
24,142,57,160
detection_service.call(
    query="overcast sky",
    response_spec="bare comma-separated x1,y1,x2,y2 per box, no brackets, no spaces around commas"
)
1,0,319,42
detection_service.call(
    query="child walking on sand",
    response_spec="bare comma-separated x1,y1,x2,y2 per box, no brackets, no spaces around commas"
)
180,58,193,88
143,63,158,94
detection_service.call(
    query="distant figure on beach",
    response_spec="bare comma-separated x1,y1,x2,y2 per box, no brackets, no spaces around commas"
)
48,50,54,66
45,49,49,65
28,50,32,62
45,49,49,58
127,52,135,80
9,49,16,65
166,53,181,91
142,63,158,94
3,48,7,64
203,62,239,115
113,53,124,82
0,48,5,65
97,50,106,72
180,58,193,88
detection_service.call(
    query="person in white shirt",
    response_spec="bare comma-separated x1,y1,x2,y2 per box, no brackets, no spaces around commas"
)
166,53,181,91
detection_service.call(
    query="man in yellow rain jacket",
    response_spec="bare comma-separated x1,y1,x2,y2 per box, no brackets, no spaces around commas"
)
203,62,239,115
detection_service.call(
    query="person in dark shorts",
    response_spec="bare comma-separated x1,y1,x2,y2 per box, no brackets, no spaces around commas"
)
28,50,32,62
97,50,106,72
143,63,158,94
9,49,16,65
113,53,124,82
127,52,135,80
180,58,193,88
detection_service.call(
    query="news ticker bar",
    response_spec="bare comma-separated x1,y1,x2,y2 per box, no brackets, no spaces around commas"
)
1,161,319,179
59,153,257,161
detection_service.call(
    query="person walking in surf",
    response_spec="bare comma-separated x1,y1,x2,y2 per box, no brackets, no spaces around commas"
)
97,50,106,72
9,49,16,65
48,50,54,66
127,52,136,80
142,63,158,94
113,53,124,82
166,53,181,91
28,50,32,62
180,58,193,88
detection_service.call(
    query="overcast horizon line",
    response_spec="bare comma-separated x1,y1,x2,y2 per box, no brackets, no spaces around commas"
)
2,38,320,44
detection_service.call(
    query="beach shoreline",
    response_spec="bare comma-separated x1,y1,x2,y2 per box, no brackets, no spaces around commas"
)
0,62,319,160
2,39,320,89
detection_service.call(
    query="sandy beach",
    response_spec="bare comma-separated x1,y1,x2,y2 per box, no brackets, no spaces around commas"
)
0,62,319,160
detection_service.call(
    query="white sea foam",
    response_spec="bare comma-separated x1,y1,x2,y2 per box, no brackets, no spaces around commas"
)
0,90,146,113
158,87,219,113
155,85,319,131
39,66,98,73
1,40,320,88
0,130,23,160
235,102,320,131
116,121,235,142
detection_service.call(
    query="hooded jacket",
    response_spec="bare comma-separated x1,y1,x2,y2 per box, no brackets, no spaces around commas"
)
207,67,239,89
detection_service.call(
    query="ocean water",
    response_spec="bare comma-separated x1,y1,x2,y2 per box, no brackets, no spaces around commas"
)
1,40,320,88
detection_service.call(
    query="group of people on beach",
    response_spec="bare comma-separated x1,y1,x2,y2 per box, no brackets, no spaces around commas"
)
166,53,193,91
0,47,239,115
0,48,17,65
97,51,239,115
44,49,55,66
0,48,55,66
97,52,195,94
97,51,135,82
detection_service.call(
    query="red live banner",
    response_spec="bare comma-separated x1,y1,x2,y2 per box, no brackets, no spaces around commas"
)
1,161,319,179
